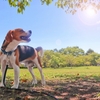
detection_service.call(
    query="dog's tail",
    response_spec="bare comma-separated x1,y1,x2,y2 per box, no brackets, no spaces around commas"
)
35,47,44,57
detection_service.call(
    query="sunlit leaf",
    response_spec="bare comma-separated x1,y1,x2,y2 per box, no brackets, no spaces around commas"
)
21,79,28,83
6,0,100,14
70,3,73,8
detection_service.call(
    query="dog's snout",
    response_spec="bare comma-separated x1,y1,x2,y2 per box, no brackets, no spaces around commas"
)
29,30,32,34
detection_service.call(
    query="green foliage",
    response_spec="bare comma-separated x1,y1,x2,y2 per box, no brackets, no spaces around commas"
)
55,0,100,14
41,0,53,5
59,46,85,56
86,49,94,55
96,58,100,66
8,0,31,13
42,46,100,68
7,0,100,14
7,0,53,13
40,0,100,15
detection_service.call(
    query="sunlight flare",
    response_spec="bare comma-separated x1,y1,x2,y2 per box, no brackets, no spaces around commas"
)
86,6,96,18
78,5,100,25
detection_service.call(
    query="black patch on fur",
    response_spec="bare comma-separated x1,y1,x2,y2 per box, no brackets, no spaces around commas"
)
18,45,35,62
1,40,7,50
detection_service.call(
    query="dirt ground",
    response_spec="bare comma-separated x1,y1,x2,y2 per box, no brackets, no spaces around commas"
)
0,79,100,100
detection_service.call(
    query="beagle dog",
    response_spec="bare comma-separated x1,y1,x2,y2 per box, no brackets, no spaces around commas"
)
0,28,45,88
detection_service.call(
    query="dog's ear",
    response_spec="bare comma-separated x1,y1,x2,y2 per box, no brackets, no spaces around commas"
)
1,30,14,49
6,30,13,41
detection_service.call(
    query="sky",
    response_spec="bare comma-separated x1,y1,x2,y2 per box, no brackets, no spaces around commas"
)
1,0,100,53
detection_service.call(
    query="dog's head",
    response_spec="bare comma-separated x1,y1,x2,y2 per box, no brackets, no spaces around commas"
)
6,28,32,42
2,28,32,49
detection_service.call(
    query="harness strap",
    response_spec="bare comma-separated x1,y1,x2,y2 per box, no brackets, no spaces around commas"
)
3,65,8,87
1,49,14,56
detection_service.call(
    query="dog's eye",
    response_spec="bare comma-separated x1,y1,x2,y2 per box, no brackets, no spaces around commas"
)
20,30,24,33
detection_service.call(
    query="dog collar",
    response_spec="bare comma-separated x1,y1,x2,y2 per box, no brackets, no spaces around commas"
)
1,49,14,56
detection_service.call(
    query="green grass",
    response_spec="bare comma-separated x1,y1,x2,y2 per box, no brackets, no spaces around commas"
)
1,66,100,81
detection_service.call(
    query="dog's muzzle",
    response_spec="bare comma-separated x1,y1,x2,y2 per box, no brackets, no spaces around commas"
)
20,30,32,42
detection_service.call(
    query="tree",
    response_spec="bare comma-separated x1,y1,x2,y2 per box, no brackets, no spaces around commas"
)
7,0,53,13
7,0,100,13
53,48,58,52
86,49,94,55
42,46,100,67
42,50,54,68
66,54,75,67
88,52,100,66
8,0,32,13
59,46,85,56
74,56,85,66
55,0,100,14
96,58,100,66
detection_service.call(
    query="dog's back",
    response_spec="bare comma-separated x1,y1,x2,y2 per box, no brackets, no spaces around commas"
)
18,45,35,62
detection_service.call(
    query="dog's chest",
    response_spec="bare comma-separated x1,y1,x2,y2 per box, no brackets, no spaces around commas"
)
18,45,35,62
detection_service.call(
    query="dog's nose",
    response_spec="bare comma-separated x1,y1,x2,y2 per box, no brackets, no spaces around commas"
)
29,30,32,34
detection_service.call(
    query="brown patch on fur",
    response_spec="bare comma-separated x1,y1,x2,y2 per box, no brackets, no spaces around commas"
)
2,31,13,50
37,55,42,67
12,28,29,41
5,30,13,42
0,51,2,56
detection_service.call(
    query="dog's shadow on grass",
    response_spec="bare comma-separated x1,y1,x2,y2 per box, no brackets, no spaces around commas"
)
1,76,100,100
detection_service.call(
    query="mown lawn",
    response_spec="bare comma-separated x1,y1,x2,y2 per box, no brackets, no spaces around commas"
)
1,66,100,81
1,66,100,100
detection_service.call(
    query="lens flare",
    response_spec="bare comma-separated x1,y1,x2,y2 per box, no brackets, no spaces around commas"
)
78,5,100,25
86,6,96,18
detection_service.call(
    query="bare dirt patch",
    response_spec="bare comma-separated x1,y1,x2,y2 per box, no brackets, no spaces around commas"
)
0,79,100,100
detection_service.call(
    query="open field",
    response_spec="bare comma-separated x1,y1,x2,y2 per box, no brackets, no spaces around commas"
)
3,66,100,80
1,66,100,100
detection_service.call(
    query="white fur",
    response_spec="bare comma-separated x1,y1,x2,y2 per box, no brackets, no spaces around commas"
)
39,48,44,57
5,40,20,52
0,52,20,88
9,53,20,88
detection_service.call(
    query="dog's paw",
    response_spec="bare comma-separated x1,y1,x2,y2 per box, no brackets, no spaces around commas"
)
41,80,46,86
0,84,5,87
0,83,5,87
11,85,18,89
32,79,37,85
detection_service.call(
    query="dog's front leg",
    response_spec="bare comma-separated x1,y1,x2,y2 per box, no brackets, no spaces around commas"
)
9,54,20,89
11,64,20,89
0,60,7,87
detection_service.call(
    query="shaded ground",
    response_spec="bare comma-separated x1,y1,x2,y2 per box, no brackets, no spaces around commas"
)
1,79,100,100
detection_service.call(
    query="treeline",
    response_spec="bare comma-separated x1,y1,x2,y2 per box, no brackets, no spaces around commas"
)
41,46,100,68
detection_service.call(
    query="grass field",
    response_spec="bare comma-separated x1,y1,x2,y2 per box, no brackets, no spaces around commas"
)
1,66,100,100
2,66,100,81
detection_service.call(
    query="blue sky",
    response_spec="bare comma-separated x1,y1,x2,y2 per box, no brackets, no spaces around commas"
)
1,0,100,53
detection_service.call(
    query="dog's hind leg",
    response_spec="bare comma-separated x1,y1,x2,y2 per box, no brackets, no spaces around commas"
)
33,57,46,86
27,65,37,85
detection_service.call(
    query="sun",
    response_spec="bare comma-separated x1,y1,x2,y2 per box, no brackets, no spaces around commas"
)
78,5,100,25
86,6,96,18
